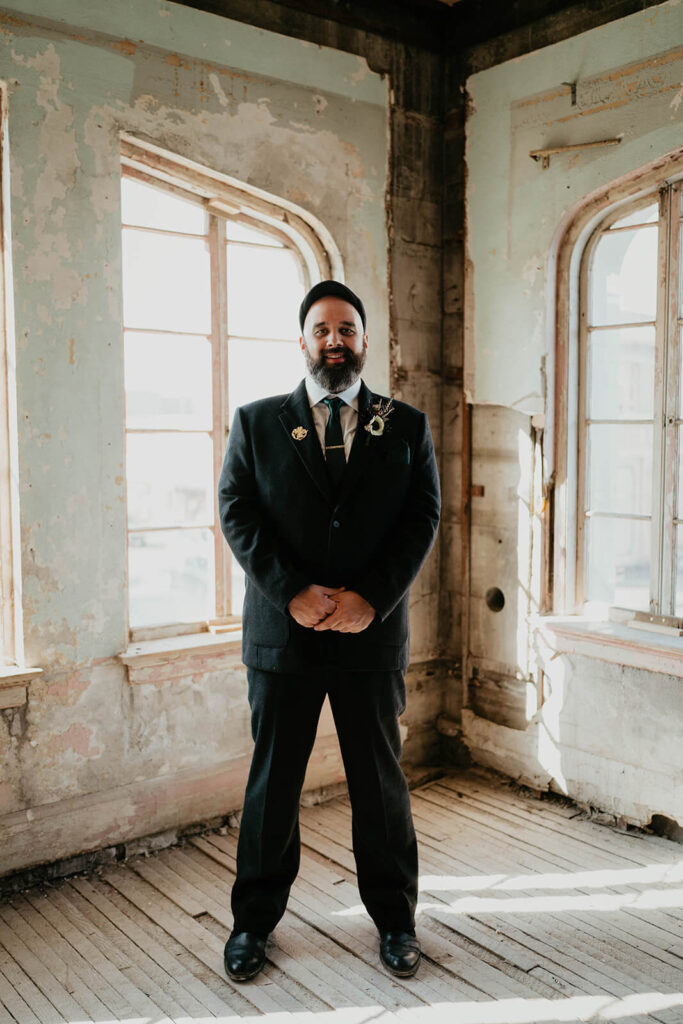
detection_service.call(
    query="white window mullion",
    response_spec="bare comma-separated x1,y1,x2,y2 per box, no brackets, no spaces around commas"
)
649,187,672,615
209,212,231,622
575,240,591,611
664,183,682,614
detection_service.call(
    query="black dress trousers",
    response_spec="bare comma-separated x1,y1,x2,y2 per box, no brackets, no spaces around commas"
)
230,664,419,937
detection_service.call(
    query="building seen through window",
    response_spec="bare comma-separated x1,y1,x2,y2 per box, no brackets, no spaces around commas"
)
121,173,306,636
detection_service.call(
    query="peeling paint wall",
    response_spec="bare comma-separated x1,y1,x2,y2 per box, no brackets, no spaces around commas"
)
466,0,683,414
0,0,448,876
462,0,683,825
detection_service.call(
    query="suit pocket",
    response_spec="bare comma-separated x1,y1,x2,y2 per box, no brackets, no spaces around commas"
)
243,591,290,647
386,439,411,465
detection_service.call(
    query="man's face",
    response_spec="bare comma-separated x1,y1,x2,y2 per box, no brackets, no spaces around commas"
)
300,296,368,393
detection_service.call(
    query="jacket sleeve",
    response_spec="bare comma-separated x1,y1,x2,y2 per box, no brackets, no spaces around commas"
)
349,412,441,621
218,406,310,613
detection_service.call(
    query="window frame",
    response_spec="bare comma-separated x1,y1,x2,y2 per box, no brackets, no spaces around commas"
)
575,191,671,616
548,146,683,623
0,83,23,669
120,136,338,643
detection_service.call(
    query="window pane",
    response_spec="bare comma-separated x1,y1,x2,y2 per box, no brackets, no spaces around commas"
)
128,528,215,628
587,326,654,420
590,225,657,326
586,424,653,516
228,338,302,413
121,177,207,235
124,332,212,431
609,202,658,230
227,246,305,339
585,516,650,610
226,221,283,245
126,434,214,529
122,229,211,334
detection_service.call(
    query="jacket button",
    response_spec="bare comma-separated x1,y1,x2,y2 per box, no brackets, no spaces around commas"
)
332,520,340,528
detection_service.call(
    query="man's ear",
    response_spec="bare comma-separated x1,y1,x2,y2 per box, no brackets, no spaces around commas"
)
298,335,306,352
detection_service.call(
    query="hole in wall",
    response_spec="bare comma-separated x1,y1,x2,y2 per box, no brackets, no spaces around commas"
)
648,814,683,844
485,586,505,612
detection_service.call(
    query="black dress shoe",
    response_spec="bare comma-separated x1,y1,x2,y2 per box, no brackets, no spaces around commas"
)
224,931,268,981
379,930,421,977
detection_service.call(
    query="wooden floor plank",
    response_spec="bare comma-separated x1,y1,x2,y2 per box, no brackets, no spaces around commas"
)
17,892,138,1021
44,884,194,1019
132,851,360,1010
298,788,683,1018
0,963,40,1024
197,832,488,1006
0,913,93,1024
405,789,683,958
180,842,435,1009
0,948,62,1024
187,839,427,1011
102,864,298,1014
67,875,234,1017
438,775,680,864
2,770,682,1024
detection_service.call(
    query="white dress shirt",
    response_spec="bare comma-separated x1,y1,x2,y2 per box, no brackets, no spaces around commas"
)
304,375,362,462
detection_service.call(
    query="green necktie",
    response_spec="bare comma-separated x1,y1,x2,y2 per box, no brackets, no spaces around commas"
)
322,396,346,487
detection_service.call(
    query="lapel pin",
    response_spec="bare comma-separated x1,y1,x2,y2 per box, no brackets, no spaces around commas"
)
291,426,308,441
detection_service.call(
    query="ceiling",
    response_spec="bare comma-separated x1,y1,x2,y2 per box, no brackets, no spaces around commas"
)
172,0,666,56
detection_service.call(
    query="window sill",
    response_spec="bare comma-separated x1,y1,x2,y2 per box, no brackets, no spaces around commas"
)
0,665,43,709
532,615,683,678
118,630,243,685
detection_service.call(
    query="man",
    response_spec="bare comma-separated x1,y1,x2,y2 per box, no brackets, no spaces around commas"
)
218,280,440,982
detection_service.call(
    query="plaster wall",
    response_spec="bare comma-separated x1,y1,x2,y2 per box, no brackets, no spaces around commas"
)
466,0,683,414
463,0,683,825
0,0,446,877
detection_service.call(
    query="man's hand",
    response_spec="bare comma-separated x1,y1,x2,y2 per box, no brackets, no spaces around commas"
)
288,584,345,628
313,590,376,633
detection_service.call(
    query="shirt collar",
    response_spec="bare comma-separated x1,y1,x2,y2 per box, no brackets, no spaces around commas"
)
305,374,362,411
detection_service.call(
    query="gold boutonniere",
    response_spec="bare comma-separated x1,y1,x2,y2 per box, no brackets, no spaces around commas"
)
291,426,308,440
363,398,395,443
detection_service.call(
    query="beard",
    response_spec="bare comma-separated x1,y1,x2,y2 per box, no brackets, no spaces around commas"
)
304,345,366,393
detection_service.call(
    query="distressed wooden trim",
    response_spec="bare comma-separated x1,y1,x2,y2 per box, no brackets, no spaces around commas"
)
461,398,472,708
533,615,683,679
120,134,339,282
119,629,242,667
0,666,42,688
0,684,26,709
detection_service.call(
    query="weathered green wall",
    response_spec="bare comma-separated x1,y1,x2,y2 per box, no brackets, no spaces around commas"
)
0,0,401,874
466,0,683,413
463,0,683,825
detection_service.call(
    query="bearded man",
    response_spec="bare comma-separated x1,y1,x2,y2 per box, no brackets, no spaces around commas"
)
218,280,441,982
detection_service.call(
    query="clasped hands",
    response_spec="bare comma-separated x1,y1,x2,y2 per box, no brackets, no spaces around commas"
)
287,584,375,633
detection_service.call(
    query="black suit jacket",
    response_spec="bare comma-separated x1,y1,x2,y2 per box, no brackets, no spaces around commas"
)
217,378,441,673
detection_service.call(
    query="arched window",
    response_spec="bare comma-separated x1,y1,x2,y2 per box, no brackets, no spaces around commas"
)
556,166,683,625
120,138,338,640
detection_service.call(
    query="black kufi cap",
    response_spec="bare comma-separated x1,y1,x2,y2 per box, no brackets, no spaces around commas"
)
298,280,366,332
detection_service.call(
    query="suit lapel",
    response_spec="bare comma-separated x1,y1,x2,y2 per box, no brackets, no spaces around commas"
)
278,379,334,505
